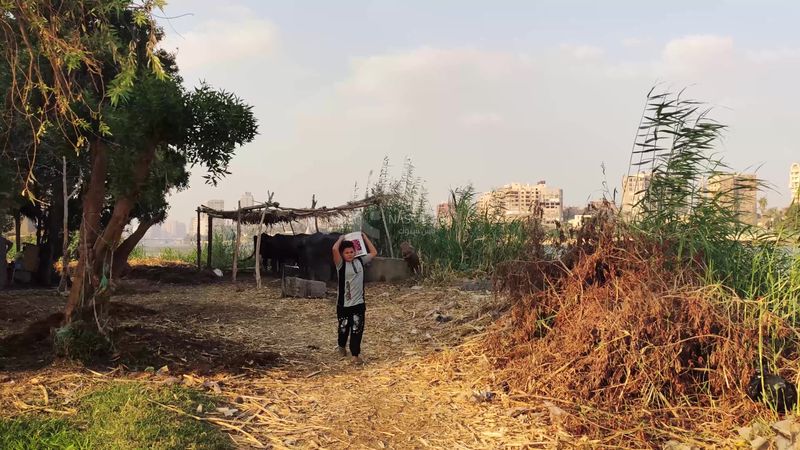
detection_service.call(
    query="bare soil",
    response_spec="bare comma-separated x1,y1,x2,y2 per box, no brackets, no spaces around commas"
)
0,268,554,448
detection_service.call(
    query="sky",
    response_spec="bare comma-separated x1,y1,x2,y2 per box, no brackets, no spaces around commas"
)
157,0,800,225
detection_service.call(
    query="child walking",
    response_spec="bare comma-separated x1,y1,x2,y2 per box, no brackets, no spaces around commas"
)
332,232,378,364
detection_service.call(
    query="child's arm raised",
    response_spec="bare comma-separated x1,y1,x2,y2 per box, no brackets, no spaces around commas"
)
332,235,345,267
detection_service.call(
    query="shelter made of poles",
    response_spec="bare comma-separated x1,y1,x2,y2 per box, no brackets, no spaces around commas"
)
195,194,394,287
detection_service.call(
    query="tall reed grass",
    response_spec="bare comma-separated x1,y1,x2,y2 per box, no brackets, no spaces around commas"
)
355,157,533,277
626,88,800,371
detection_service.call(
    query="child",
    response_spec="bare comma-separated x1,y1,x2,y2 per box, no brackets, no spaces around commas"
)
332,232,378,364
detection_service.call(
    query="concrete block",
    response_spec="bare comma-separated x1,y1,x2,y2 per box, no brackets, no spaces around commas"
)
364,257,410,283
282,276,327,298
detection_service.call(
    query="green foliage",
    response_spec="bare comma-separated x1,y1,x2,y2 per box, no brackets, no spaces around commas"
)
0,417,90,450
129,232,255,270
628,88,800,326
183,84,259,185
0,383,231,450
53,320,112,363
360,157,531,276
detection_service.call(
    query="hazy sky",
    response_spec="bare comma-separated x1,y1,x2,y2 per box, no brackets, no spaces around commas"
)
158,0,800,225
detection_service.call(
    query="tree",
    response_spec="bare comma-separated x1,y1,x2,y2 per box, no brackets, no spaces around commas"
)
111,148,190,277
1,2,257,330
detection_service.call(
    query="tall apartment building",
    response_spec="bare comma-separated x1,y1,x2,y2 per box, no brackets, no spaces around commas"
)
791,163,800,204
477,181,563,224
706,173,758,225
620,172,652,218
436,201,453,225
207,199,225,211
240,192,255,208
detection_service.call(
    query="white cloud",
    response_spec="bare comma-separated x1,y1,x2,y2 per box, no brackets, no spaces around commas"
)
660,35,734,76
622,37,651,48
747,47,800,63
559,44,605,60
160,13,277,70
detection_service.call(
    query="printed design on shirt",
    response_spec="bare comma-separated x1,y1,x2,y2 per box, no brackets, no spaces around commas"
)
346,280,351,301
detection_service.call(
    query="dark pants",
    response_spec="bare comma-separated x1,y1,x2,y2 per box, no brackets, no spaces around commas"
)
337,303,365,357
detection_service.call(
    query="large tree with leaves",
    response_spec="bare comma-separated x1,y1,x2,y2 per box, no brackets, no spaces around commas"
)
1,2,257,327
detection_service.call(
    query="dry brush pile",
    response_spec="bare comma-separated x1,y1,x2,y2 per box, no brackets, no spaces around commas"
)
486,211,796,447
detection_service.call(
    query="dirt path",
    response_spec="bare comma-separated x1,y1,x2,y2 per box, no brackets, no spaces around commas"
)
1,278,561,448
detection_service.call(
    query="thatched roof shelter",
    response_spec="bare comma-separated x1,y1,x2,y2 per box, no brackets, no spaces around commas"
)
195,194,395,281
198,195,387,226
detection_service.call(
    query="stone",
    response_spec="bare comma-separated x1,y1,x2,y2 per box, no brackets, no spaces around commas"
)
750,437,770,450
738,427,753,440
282,277,326,298
773,419,796,438
774,434,793,450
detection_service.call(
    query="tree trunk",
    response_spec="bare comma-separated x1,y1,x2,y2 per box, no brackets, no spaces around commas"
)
92,144,157,277
111,218,155,278
65,139,109,322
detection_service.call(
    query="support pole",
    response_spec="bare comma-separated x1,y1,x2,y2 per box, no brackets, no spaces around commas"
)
196,208,201,270
206,214,213,269
58,156,69,292
14,212,20,251
312,194,319,233
378,204,394,258
255,193,271,289
232,201,241,283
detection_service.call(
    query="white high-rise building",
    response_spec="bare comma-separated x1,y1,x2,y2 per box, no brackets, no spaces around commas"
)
621,173,652,218
790,163,800,204
477,181,563,224
207,199,225,211
240,192,255,208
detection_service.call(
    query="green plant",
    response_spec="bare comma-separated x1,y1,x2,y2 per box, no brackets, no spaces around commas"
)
0,383,230,450
627,87,800,378
359,158,532,277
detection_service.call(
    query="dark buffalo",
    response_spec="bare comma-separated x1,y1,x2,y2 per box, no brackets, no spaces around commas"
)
253,233,307,274
297,232,343,281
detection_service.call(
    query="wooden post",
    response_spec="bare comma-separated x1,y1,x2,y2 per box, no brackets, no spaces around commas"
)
206,214,213,269
254,194,271,289
13,212,20,252
379,204,394,258
232,201,241,283
196,208,201,270
312,194,319,232
58,156,70,292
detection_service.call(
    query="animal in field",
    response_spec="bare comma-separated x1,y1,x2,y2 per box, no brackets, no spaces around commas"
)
746,371,797,413
252,232,345,281
399,241,420,274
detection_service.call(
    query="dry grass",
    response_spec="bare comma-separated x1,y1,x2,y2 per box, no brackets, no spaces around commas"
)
483,212,795,449
1,279,568,449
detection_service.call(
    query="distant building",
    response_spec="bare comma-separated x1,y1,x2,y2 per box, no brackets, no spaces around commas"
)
163,220,187,238
240,192,255,208
791,163,800,204
706,173,758,225
621,173,652,218
568,214,594,229
207,199,225,211
436,201,453,225
477,181,563,224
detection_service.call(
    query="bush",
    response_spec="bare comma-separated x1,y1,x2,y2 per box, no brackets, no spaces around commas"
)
53,320,112,363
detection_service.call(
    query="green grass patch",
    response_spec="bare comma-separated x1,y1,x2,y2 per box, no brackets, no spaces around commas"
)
0,383,232,450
